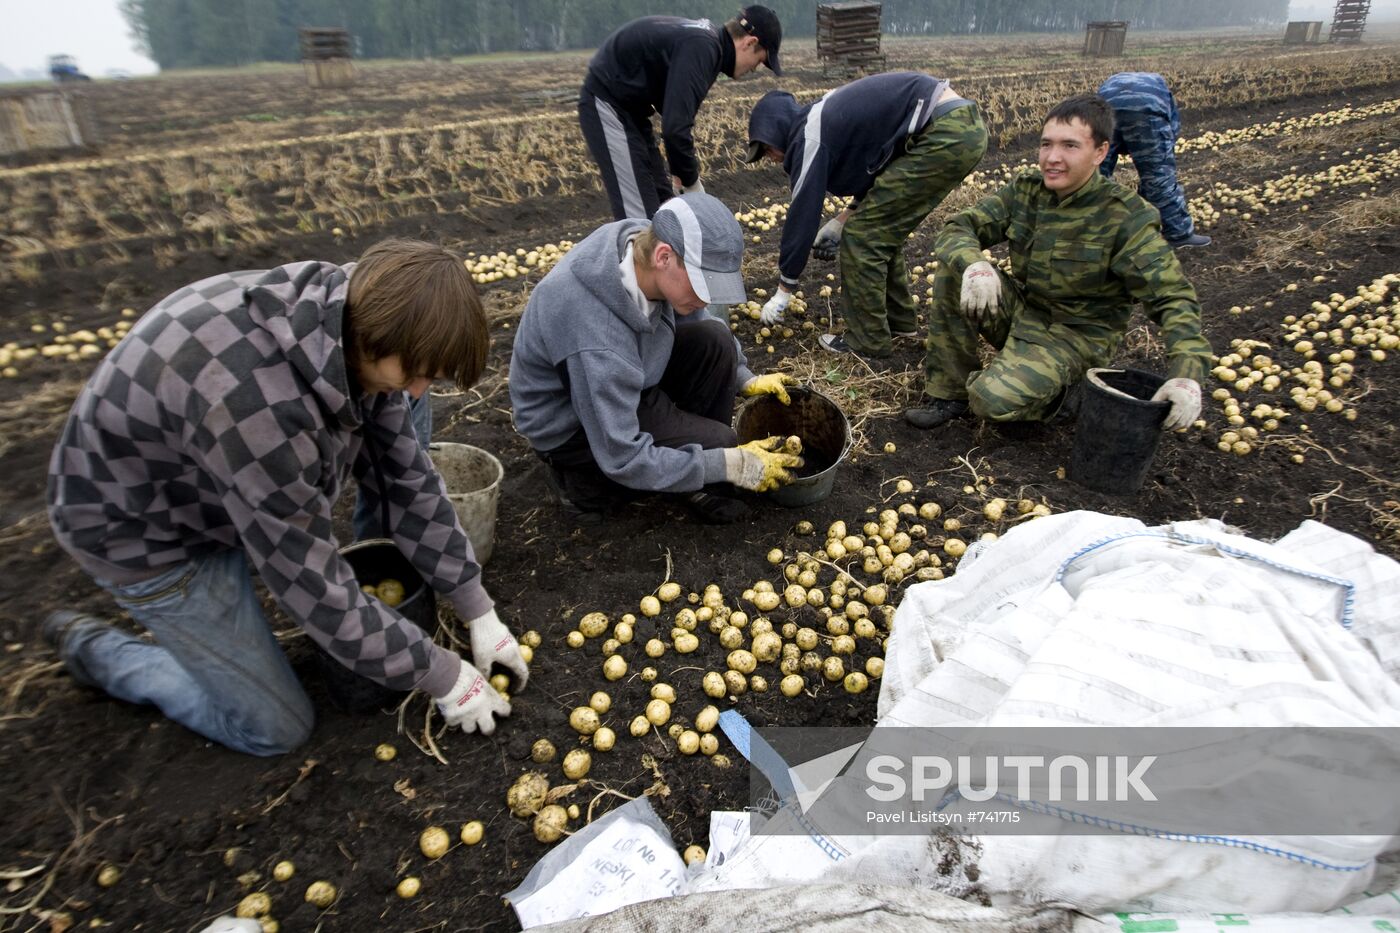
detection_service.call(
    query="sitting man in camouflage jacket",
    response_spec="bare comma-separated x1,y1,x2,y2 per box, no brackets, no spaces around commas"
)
906,93,1210,431
45,240,527,755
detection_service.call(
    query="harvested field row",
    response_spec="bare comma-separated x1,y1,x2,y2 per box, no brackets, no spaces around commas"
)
1,31,1398,933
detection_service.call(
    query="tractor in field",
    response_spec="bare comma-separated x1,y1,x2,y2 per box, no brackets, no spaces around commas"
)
48,54,91,82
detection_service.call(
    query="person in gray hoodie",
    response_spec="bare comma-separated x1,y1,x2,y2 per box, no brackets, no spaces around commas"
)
510,192,804,524
44,239,527,755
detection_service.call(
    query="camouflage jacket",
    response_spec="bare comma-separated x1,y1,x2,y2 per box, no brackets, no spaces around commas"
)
935,169,1211,383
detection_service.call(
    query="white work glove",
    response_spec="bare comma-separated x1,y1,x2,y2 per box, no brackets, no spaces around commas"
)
760,288,791,325
197,920,261,933
811,216,846,261
467,608,529,691
434,659,511,735
1151,377,1202,431
959,260,1001,325
682,178,705,194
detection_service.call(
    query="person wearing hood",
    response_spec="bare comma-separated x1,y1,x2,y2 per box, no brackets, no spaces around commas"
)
510,192,804,525
744,72,987,358
579,6,782,221
1097,72,1210,250
43,240,528,756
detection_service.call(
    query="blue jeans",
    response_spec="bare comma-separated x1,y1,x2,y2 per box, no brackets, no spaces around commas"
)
1100,109,1195,242
352,390,432,540
68,550,314,756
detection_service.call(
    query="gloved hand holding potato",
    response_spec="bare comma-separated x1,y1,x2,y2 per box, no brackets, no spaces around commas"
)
723,436,804,493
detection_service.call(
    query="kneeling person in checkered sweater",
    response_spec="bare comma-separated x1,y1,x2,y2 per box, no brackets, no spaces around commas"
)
44,239,526,755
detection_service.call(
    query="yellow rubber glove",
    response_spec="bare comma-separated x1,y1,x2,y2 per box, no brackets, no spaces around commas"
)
741,373,799,406
726,436,805,492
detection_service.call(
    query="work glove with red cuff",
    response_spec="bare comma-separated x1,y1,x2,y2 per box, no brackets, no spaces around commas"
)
434,660,511,735
467,608,529,692
959,260,1002,325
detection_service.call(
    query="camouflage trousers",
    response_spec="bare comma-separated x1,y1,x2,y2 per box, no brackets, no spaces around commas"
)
1101,110,1194,242
837,104,988,356
921,267,1121,422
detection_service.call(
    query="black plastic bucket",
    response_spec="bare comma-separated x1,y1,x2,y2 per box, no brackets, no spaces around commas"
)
310,538,434,713
1068,368,1170,495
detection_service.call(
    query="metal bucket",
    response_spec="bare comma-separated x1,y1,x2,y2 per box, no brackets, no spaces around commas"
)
311,538,434,713
428,443,503,565
734,387,851,507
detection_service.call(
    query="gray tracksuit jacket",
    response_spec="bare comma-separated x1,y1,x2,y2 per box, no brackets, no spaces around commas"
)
509,219,755,492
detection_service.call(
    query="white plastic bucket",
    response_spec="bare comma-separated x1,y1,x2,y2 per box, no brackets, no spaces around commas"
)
428,443,503,565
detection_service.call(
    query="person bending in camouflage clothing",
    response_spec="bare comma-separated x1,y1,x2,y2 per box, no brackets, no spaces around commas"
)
744,72,987,358
1098,72,1210,249
44,240,527,755
905,94,1210,430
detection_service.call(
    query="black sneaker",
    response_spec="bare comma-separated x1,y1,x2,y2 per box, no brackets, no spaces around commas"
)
1167,233,1211,249
684,491,751,525
904,399,971,429
819,333,891,359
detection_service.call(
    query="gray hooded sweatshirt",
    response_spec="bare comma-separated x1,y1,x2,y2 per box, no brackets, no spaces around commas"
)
510,219,755,492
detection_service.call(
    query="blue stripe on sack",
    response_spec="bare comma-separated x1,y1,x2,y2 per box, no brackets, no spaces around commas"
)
718,709,752,759
1052,528,1356,629
717,710,847,862
932,791,1372,872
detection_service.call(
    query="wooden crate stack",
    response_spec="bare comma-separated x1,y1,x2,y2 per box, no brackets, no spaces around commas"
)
1083,21,1129,57
1328,0,1370,42
299,27,355,89
817,1,886,77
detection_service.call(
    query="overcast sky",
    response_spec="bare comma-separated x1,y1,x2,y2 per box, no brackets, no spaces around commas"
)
1,0,158,76
1,0,1396,77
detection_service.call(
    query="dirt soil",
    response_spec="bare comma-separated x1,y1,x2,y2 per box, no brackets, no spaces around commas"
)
1,43,1399,933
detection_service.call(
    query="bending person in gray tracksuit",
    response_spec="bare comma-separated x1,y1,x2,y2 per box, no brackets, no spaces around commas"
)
509,192,802,524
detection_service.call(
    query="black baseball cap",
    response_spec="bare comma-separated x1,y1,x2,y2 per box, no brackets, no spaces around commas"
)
738,5,783,75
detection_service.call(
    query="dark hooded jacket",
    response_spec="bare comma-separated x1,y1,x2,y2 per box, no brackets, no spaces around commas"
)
584,16,737,188
748,72,949,285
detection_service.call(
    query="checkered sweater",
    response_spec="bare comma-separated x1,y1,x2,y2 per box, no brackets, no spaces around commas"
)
47,261,488,697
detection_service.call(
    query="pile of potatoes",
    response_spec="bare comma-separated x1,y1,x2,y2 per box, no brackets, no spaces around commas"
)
558,488,1055,753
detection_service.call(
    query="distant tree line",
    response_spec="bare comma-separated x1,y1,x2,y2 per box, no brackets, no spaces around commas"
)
120,0,1290,70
